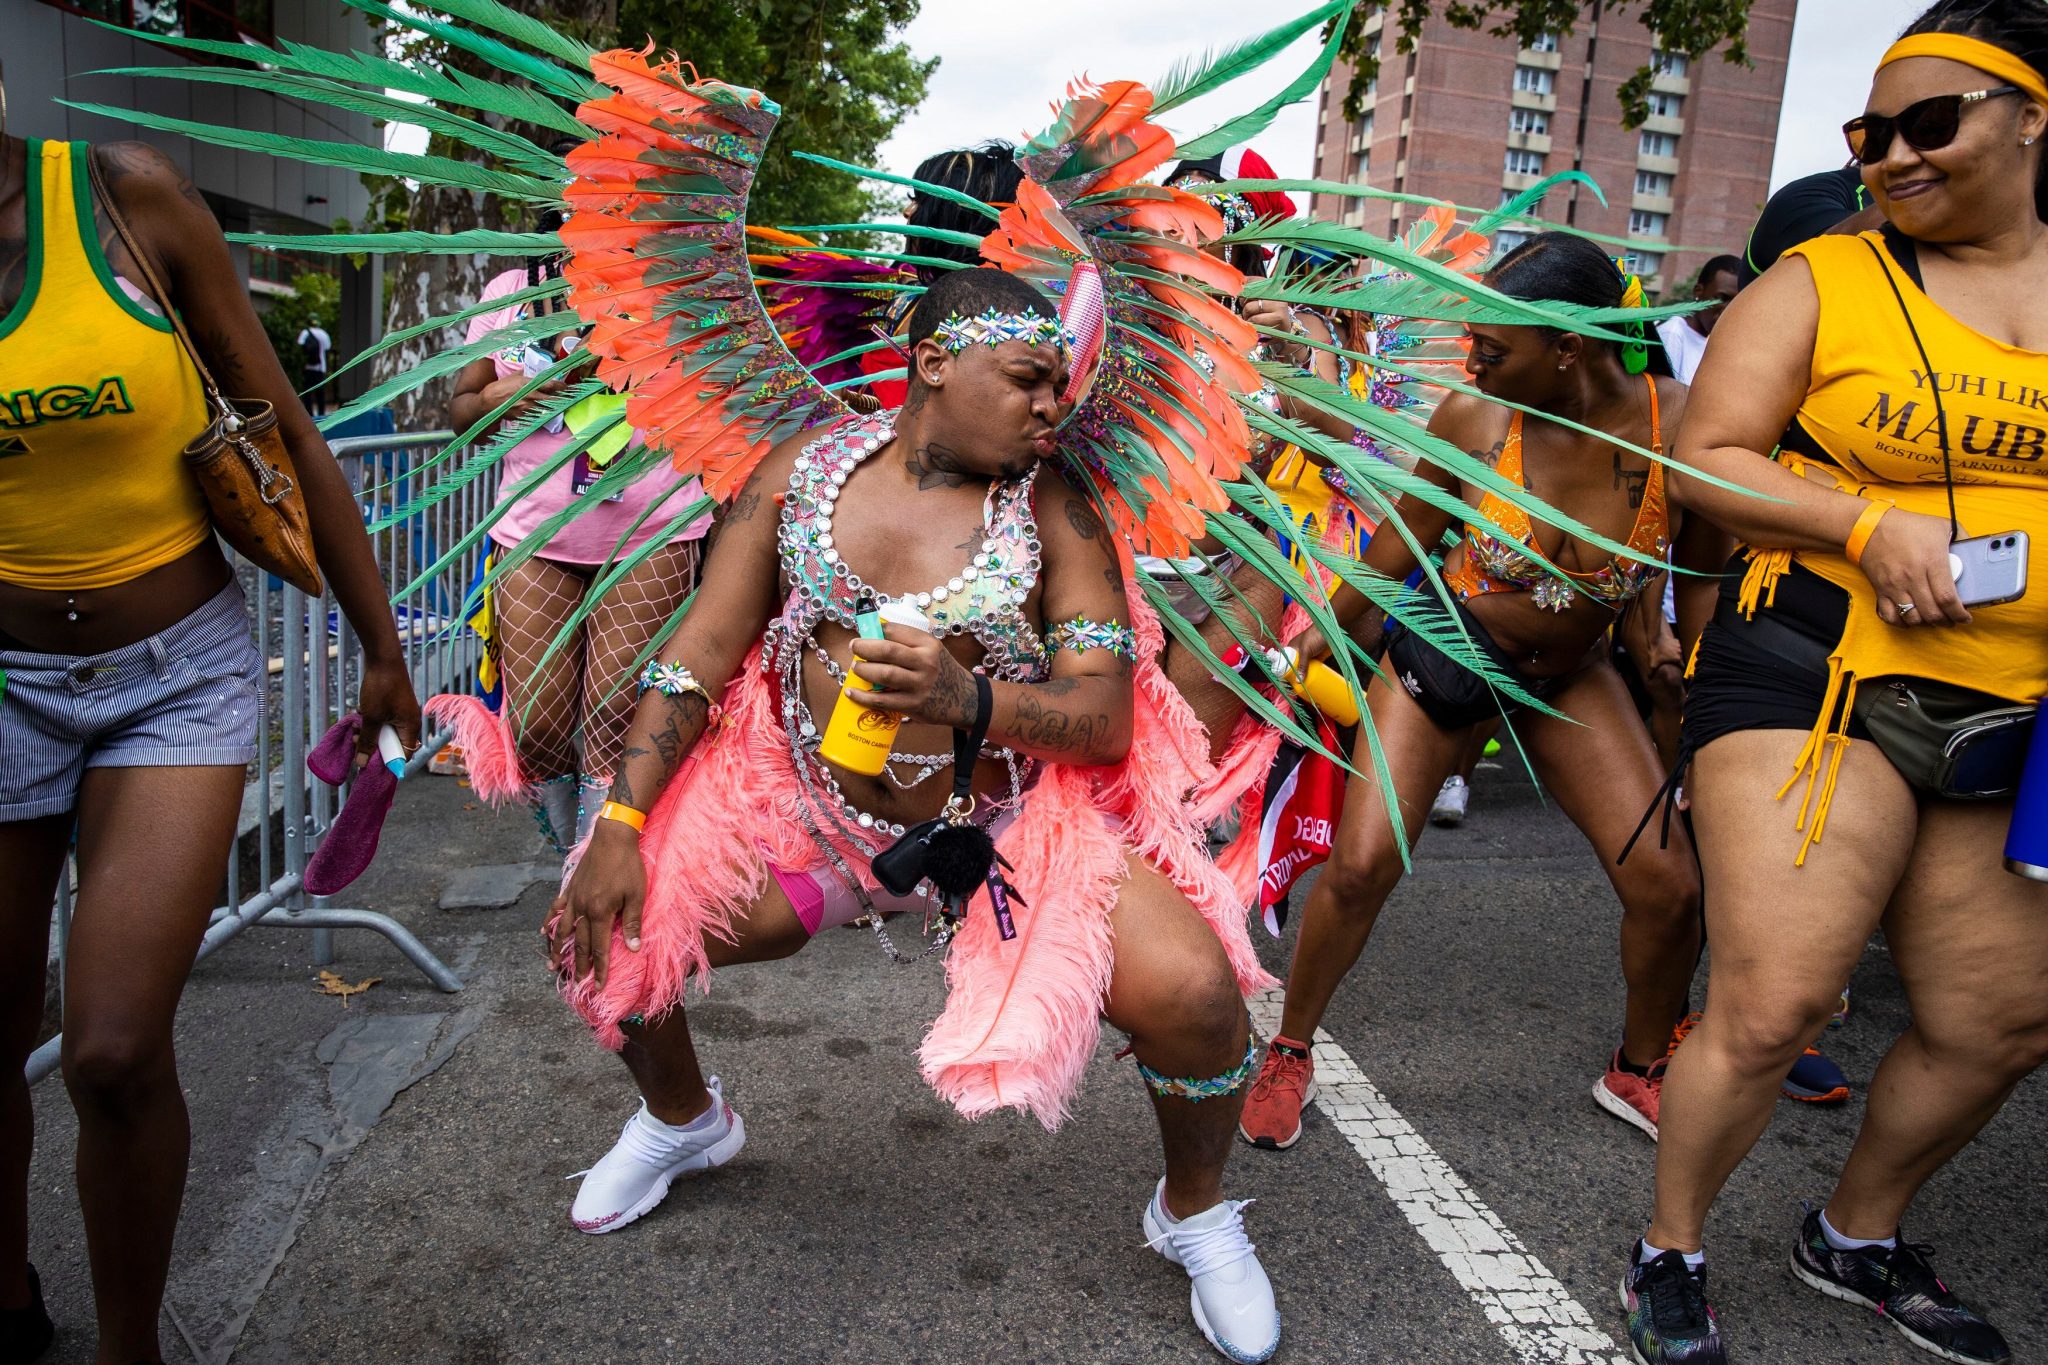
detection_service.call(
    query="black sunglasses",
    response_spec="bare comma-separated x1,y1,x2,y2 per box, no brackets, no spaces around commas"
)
1843,85,2023,165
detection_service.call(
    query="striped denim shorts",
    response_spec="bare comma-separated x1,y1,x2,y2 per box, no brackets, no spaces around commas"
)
0,581,261,821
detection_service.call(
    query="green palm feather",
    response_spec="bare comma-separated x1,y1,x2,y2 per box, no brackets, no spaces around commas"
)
97,66,559,175
59,102,559,204
325,278,571,393
1150,0,1356,115
351,0,601,102
228,230,560,258
82,20,590,137
410,0,598,70
1172,5,1351,161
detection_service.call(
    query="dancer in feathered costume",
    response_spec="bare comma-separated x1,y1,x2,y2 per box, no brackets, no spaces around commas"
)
78,4,1713,1357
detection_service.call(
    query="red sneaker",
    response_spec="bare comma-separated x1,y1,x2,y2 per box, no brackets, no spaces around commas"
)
1593,1048,1665,1141
1237,1040,1316,1150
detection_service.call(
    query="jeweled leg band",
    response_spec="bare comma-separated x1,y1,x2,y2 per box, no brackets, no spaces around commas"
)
1136,1033,1261,1101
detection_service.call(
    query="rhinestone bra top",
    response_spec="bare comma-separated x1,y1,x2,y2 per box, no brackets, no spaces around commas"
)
770,412,1050,683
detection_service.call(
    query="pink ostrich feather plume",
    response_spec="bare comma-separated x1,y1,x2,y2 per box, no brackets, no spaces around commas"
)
424,693,525,804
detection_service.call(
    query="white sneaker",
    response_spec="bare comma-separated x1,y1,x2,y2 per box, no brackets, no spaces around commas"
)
1143,1180,1280,1363
568,1078,746,1234
1430,774,1470,827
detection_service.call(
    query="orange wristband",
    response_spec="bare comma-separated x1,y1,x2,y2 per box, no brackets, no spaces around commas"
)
598,801,646,833
1844,500,1893,566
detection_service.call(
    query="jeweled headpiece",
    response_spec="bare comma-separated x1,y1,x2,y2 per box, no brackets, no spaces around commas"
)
933,309,1073,354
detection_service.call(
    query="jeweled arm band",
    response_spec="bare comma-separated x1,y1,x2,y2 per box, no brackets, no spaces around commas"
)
637,661,718,713
1044,616,1138,661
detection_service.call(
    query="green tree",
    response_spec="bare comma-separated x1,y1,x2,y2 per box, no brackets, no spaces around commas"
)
261,270,341,379
613,0,936,228
1336,0,1756,126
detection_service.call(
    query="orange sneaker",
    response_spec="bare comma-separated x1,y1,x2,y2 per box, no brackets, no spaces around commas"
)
1237,1039,1316,1150
1593,1048,1665,1141
1667,1010,1703,1057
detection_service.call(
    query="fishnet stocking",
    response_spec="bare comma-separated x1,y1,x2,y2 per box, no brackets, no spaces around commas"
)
491,540,702,781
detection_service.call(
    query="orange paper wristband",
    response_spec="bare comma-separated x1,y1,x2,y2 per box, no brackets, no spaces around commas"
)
1844,500,1892,566
598,801,647,833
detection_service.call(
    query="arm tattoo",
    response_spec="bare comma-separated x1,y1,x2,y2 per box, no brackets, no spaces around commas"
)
1009,692,1107,755
1063,497,1104,541
905,443,971,489
704,480,764,554
612,693,707,808
927,655,978,728
1475,438,1506,470
194,324,248,391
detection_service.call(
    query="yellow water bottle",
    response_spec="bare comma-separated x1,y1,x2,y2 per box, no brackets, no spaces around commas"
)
1268,646,1362,727
817,598,928,775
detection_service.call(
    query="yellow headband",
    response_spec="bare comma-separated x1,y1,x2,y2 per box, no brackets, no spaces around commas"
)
1879,33,2048,108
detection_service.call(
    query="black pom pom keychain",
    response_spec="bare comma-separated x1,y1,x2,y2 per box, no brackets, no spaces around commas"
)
871,674,1023,940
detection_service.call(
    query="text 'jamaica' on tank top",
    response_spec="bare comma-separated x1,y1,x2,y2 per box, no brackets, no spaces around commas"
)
0,140,212,590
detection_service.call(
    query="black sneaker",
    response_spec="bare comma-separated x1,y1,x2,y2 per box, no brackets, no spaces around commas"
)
1790,1207,2011,1364
1621,1240,1726,1365
0,1264,54,1365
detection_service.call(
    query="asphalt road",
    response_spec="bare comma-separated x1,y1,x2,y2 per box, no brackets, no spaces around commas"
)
23,759,2047,1364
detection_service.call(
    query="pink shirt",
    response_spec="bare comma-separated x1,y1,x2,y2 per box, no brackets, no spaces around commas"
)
466,269,710,566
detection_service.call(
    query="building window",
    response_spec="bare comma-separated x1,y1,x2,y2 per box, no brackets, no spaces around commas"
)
1646,91,1684,120
1355,151,1371,179
1634,170,1674,197
1495,229,1531,257
1626,250,1665,277
1652,49,1690,78
1505,149,1546,177
1358,112,1375,141
1513,65,1555,95
36,0,274,41
1529,31,1560,53
1510,108,1550,136
1629,210,1669,237
1639,131,1679,159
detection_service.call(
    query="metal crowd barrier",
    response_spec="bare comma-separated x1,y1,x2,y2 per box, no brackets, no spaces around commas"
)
30,430,493,1085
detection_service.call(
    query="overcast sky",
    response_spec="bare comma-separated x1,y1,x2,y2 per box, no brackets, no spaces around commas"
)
877,0,1926,196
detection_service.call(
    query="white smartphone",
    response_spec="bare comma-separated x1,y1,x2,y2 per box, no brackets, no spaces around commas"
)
1951,531,2030,608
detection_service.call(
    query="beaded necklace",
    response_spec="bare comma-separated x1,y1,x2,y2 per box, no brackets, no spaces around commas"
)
764,412,1040,879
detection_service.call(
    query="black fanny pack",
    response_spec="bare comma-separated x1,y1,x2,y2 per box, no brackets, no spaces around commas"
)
1714,598,2034,799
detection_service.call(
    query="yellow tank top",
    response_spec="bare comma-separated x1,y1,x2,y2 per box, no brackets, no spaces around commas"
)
0,140,212,590
1745,232,2048,861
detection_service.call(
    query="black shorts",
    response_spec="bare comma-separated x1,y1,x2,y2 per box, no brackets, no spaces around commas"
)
1683,558,1870,755
1384,597,1562,731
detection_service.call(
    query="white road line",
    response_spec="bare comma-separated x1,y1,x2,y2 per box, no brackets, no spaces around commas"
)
1247,989,1632,1365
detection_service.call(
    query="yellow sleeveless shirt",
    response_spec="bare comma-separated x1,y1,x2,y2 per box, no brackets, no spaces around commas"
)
1745,231,2048,859
0,140,212,589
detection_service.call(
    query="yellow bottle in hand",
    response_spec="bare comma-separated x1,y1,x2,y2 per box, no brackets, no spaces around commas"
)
1268,646,1362,727
817,598,929,776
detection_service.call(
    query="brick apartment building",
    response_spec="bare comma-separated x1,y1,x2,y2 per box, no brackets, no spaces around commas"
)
1308,1,1798,294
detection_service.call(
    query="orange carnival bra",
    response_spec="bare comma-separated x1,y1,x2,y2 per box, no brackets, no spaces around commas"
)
1442,375,1669,612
